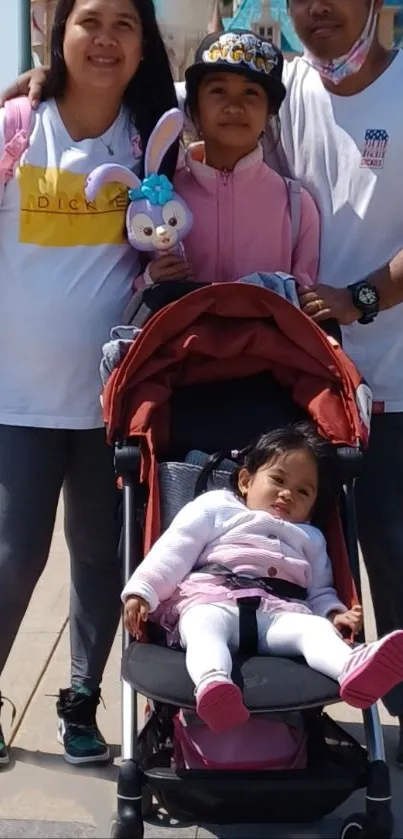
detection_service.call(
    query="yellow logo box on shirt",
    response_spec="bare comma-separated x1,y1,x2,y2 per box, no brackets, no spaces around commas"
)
18,164,129,247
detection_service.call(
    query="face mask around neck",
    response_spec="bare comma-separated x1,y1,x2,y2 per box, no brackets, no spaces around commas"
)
304,1,377,86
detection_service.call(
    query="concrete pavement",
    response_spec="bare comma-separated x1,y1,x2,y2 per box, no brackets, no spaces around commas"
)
0,504,402,839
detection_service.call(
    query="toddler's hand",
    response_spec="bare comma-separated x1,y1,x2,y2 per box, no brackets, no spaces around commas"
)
124,596,150,639
149,253,192,283
332,605,363,635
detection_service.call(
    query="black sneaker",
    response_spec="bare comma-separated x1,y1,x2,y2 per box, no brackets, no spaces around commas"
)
56,686,110,765
0,693,16,766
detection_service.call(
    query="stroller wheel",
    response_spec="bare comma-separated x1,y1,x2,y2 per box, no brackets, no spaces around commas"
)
112,758,144,837
340,814,367,839
110,812,144,839
340,811,393,839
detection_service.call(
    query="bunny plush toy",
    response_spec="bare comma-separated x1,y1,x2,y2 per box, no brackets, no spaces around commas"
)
85,108,193,259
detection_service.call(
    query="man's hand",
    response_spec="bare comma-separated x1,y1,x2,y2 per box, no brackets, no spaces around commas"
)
124,595,150,640
331,605,363,636
149,253,192,283
298,285,360,325
0,67,48,109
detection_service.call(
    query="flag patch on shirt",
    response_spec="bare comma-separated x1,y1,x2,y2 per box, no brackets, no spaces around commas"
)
17,164,128,247
360,129,389,170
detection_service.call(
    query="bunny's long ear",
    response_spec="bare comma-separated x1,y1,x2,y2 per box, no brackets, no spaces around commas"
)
85,164,141,201
144,108,183,177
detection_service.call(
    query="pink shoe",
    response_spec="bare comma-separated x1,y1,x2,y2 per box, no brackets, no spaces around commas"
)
196,681,250,733
339,631,403,709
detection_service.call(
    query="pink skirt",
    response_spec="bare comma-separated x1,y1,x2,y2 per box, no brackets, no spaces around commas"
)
151,575,311,647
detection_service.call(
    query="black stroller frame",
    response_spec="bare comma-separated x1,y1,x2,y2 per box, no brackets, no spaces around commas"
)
108,288,394,839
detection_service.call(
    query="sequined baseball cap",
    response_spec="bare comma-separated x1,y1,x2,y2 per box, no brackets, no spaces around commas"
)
185,30,286,111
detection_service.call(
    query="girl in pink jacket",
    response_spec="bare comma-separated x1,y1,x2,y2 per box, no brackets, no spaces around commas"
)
138,30,320,289
123,423,403,734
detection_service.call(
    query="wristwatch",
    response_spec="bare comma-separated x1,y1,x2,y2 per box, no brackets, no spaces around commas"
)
348,280,380,325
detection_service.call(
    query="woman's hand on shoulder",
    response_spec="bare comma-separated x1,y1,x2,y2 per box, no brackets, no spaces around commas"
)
0,66,49,109
149,253,193,283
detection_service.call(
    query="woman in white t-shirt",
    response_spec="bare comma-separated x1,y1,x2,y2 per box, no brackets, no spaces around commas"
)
0,0,178,769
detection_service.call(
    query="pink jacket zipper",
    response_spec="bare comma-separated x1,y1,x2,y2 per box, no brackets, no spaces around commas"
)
217,169,234,283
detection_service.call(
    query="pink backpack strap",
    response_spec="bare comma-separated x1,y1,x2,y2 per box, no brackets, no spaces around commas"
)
0,97,33,187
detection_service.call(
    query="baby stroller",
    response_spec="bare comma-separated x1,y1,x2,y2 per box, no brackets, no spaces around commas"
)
104,282,393,839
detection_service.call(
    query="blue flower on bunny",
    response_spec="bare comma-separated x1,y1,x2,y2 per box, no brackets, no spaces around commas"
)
85,108,193,259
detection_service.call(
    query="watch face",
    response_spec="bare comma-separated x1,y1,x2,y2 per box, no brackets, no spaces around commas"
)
357,285,378,307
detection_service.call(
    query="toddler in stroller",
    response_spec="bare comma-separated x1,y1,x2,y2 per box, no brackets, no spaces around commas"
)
123,422,403,731
104,282,396,838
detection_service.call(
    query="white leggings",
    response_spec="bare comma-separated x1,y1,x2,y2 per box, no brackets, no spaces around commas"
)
179,603,352,689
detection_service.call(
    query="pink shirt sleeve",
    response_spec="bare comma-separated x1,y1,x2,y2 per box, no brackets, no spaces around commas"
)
121,495,215,612
291,188,321,287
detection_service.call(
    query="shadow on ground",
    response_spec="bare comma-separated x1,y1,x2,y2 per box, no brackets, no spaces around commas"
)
8,744,121,782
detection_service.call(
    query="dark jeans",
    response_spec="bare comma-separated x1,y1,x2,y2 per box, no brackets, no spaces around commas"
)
0,426,121,692
355,412,403,717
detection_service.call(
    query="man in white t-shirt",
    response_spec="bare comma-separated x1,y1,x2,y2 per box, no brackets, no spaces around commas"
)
275,0,403,767
3,0,403,763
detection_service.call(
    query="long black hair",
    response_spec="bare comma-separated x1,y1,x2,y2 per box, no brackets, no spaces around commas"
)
229,422,341,524
43,0,179,179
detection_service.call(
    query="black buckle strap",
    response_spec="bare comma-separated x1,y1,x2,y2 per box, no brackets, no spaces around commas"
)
198,563,307,602
238,596,261,656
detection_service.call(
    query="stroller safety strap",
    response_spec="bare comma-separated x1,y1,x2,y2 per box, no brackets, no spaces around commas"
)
197,563,307,601
237,596,261,656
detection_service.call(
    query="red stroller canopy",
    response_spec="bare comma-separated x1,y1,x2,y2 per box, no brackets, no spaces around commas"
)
103,284,369,609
